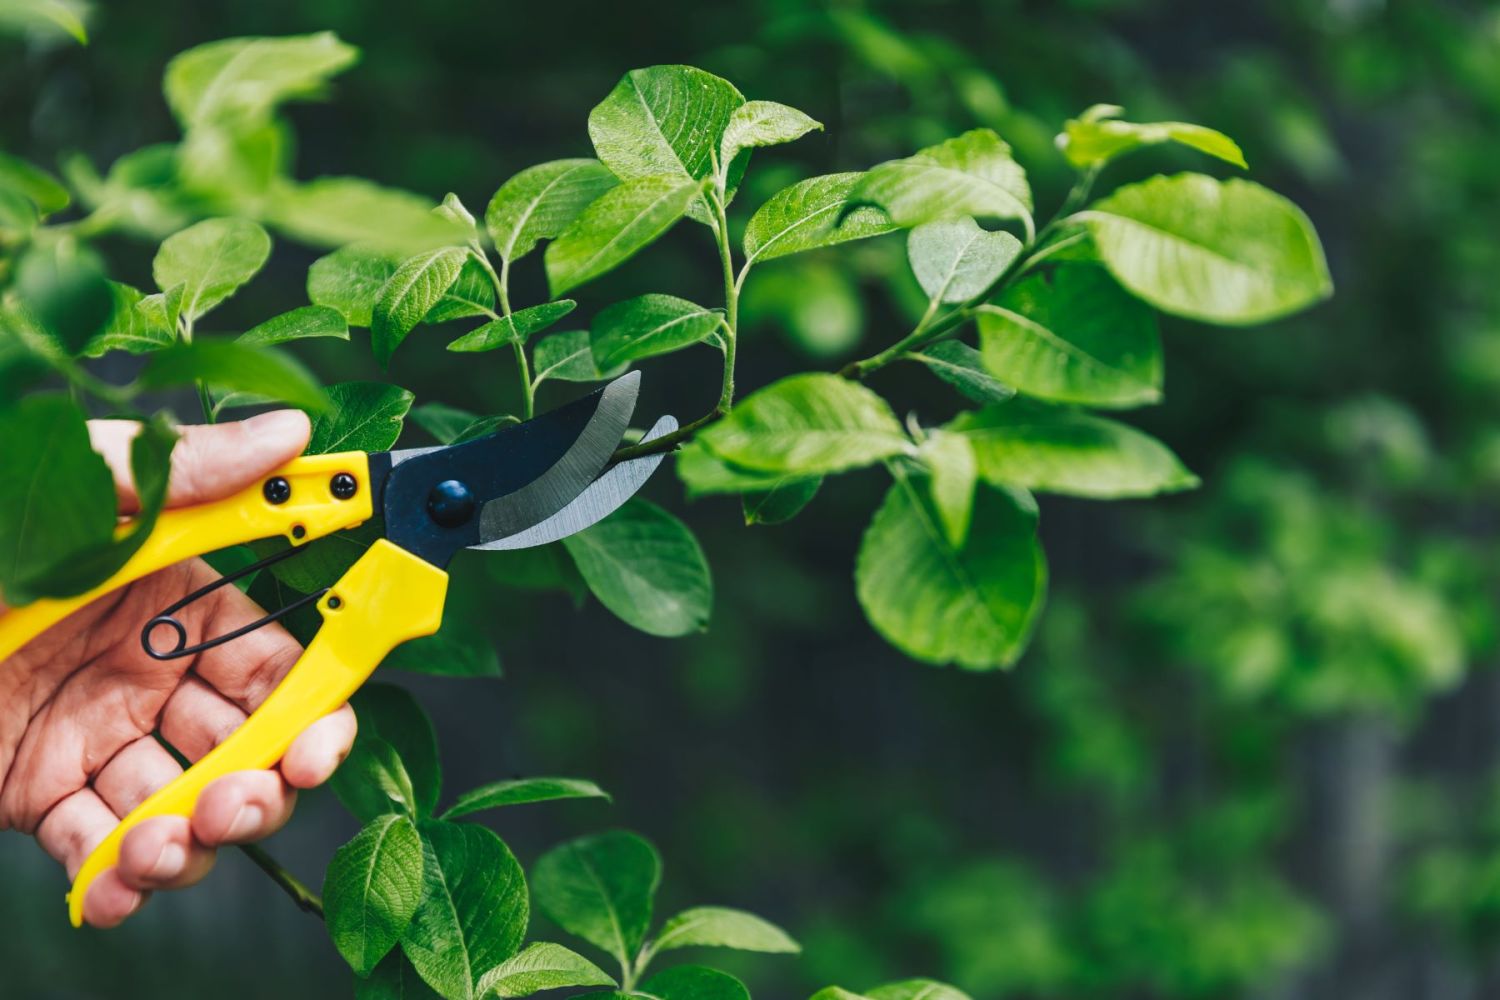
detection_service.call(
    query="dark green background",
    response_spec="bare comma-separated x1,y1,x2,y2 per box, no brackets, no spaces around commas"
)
6,1,1500,997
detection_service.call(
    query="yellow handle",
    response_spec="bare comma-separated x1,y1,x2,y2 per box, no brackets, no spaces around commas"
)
0,452,374,663
67,538,448,926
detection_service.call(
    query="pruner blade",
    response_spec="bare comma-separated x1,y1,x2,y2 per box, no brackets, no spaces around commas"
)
471,414,679,551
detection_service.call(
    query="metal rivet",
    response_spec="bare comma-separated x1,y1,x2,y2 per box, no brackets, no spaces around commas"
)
331,473,357,500
427,479,475,528
264,477,291,504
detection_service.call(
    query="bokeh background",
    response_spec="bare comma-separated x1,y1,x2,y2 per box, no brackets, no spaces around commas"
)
6,1,1500,997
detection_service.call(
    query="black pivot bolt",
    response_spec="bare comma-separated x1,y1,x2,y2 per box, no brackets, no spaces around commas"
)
263,476,291,504
330,473,358,500
427,479,475,528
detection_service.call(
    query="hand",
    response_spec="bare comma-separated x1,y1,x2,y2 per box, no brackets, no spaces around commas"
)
0,410,357,927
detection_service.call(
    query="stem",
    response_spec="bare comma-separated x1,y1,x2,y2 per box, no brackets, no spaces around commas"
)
611,407,724,461
610,185,740,462
838,164,1104,381
181,315,216,424
475,247,534,419
710,188,739,414
238,843,325,918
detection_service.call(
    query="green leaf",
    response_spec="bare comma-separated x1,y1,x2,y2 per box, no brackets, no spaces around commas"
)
476,942,616,999
590,294,721,371
333,735,420,820
141,339,328,411
139,338,326,411
1080,173,1332,325
485,545,587,604
866,981,974,1000
309,245,399,327
358,950,443,1000
532,330,624,386
436,192,477,232
269,178,470,254
447,301,576,353
372,246,468,367
64,144,191,239
178,120,288,202
720,101,823,166
697,373,911,476
486,159,619,263
920,430,977,547
851,129,1034,239
742,172,898,264
411,402,480,444
238,305,349,346
545,175,703,296
1059,104,1246,170
451,416,520,442
639,966,750,1000
676,442,792,496
907,217,1022,304
742,476,822,526
0,319,50,399
0,151,70,214
383,623,503,680
308,382,414,454
15,240,113,353
335,685,443,820
152,217,272,323
949,402,1199,499
905,342,1013,405
0,187,37,241
563,499,712,637
408,401,519,446
402,821,529,1000
325,814,425,977
164,32,359,129
254,517,381,594
653,907,800,954
976,265,1162,408
855,476,1046,669
441,778,609,821
0,395,114,602
9,413,177,601
531,830,662,968
425,257,495,325
0,0,89,44
587,64,744,222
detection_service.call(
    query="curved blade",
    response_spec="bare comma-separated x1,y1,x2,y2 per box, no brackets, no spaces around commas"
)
471,414,678,551
476,371,640,541
379,372,639,567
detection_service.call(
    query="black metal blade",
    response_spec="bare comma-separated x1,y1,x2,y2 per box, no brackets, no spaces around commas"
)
378,372,639,567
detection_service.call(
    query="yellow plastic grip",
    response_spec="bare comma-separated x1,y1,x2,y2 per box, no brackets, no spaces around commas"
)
0,452,375,664
65,539,448,925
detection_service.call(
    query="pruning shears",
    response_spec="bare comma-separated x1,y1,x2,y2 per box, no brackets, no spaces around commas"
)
0,372,674,927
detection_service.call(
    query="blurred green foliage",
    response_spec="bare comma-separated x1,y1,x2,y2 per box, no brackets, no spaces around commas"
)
5,1,1500,999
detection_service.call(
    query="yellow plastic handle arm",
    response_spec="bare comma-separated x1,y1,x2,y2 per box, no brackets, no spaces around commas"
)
0,451,376,663
66,538,448,925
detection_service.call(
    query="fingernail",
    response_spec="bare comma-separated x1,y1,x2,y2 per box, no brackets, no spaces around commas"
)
149,842,187,881
243,409,309,443
225,804,265,841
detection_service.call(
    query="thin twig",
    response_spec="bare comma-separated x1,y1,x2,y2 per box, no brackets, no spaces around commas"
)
238,843,325,918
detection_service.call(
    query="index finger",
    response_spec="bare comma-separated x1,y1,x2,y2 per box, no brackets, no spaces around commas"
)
89,410,311,514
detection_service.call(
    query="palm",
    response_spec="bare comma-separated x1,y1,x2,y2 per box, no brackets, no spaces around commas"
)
0,412,354,927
